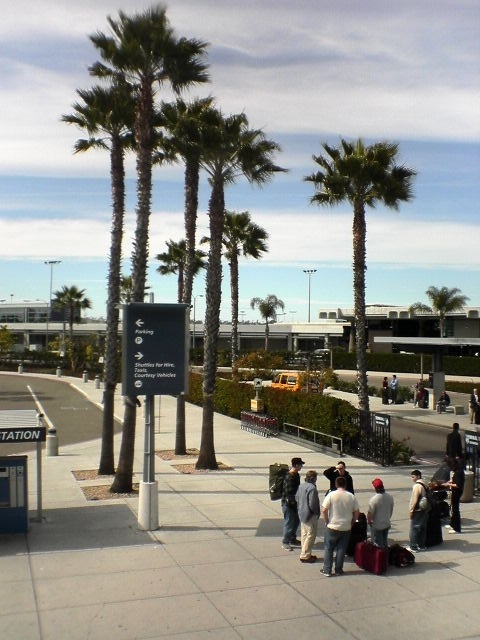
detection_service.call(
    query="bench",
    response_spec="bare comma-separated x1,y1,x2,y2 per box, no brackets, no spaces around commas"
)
443,405,466,415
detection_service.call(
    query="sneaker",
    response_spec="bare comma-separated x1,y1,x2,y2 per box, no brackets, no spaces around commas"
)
417,547,427,551
445,525,453,530
282,544,292,551
335,569,344,576
320,569,334,577
290,539,302,546
448,529,460,534
405,546,418,553
300,555,317,563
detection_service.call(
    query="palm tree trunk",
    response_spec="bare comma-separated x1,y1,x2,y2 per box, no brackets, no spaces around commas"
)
197,175,223,470
99,138,125,475
353,202,369,411
264,320,269,351
112,78,153,492
175,159,200,456
230,254,239,376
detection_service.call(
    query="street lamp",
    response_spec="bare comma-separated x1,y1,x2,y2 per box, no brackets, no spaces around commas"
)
44,260,61,350
192,294,203,349
290,310,297,323
239,310,246,323
303,269,317,322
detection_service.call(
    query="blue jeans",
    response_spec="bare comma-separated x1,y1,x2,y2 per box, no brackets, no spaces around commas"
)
409,510,428,549
371,526,390,548
323,527,350,574
282,502,300,544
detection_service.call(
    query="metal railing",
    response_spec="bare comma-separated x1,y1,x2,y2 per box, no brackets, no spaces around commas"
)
283,422,343,454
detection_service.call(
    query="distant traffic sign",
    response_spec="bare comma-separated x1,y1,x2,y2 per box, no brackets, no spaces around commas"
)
122,303,188,396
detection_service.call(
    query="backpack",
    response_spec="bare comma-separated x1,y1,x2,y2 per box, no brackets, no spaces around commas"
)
418,482,434,512
269,463,289,501
388,544,415,567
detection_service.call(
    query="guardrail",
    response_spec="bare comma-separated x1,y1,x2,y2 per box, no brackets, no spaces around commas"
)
283,422,343,453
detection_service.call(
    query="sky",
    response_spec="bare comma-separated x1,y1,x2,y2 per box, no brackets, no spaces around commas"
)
1,0,479,323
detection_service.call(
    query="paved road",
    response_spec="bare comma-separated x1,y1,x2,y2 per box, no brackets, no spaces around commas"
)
0,374,122,455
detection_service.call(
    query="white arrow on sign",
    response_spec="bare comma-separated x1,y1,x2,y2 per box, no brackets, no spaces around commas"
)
135,352,144,360
136,319,144,327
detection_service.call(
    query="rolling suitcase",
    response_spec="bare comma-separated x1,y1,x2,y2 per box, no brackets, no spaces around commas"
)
355,540,388,575
346,512,367,556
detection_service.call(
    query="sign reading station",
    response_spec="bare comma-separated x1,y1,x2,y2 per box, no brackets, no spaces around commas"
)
122,303,188,397
0,427,46,443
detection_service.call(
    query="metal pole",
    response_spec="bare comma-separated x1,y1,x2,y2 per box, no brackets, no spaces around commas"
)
303,269,317,323
44,260,60,351
143,395,155,483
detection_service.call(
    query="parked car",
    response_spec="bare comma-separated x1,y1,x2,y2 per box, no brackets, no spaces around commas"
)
271,371,321,393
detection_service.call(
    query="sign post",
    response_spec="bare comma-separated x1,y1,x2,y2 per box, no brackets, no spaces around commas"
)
122,303,188,531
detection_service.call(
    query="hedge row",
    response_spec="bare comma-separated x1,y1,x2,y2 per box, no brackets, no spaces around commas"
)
186,372,358,443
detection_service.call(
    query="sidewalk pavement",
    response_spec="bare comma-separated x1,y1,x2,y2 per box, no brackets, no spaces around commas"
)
3,374,480,640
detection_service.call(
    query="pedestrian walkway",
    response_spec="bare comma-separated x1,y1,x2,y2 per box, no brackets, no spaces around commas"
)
2,373,480,640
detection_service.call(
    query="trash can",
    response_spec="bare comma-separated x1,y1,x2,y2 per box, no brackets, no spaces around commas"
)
0,456,28,533
460,470,474,503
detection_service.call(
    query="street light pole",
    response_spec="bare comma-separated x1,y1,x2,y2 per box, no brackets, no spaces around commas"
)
44,260,61,350
303,269,317,322
192,294,203,349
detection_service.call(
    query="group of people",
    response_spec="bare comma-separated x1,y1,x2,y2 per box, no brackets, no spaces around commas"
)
281,459,393,576
281,439,465,575
382,374,399,405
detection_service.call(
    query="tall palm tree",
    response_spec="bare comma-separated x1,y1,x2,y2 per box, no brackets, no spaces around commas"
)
196,109,284,470
156,239,206,304
52,285,92,343
62,83,135,476
222,211,268,368
250,294,284,351
155,98,216,456
89,6,209,492
410,286,469,337
157,97,215,306
305,138,416,411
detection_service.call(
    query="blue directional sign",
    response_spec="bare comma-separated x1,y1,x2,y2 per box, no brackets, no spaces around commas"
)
122,303,189,397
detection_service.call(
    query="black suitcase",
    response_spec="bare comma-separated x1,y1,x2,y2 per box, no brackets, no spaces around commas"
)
346,512,367,556
426,507,443,547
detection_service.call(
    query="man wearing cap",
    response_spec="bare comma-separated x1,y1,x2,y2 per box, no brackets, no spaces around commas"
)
281,457,305,550
296,470,320,563
367,478,394,548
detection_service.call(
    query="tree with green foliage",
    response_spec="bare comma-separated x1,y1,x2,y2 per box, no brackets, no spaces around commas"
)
250,294,285,352
196,109,284,470
222,211,268,369
156,239,206,303
305,138,416,411
62,82,135,476
89,5,209,492
0,325,16,356
409,286,470,337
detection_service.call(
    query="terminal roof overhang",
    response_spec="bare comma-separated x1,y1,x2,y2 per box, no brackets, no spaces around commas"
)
374,337,480,354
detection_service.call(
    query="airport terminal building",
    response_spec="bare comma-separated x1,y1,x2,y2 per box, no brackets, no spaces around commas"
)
1,301,479,355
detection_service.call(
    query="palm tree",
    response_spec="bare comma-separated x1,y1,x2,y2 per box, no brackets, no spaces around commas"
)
157,97,215,306
250,294,285,351
305,138,416,411
196,109,284,470
52,285,92,343
409,286,469,337
62,83,135,476
155,98,217,457
222,211,268,368
156,239,206,304
89,6,209,492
